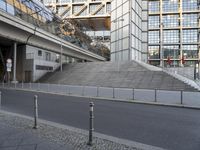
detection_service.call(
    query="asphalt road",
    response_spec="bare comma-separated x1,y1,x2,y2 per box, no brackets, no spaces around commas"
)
1,88,200,150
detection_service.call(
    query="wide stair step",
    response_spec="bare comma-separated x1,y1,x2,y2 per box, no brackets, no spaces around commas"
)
39,61,198,91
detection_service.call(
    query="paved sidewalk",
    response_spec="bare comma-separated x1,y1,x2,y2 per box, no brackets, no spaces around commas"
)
0,111,163,150
0,119,72,150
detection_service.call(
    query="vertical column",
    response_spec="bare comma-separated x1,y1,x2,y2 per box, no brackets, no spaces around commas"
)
60,41,63,72
179,0,183,66
160,0,163,67
129,0,132,61
198,3,200,73
12,42,17,83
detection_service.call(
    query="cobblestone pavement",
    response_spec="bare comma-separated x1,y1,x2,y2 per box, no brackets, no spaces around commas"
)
0,112,143,150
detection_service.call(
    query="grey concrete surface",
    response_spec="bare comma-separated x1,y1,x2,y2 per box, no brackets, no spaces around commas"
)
0,89,200,150
0,118,70,150
0,111,144,150
39,61,196,91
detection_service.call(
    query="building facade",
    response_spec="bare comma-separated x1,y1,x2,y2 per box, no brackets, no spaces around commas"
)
44,0,111,48
148,0,200,67
110,0,148,62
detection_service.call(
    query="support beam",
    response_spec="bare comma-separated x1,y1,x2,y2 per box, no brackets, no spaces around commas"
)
12,42,17,83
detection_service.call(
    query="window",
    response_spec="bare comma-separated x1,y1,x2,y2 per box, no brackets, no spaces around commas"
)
45,52,51,61
182,0,198,11
148,46,160,59
163,15,179,28
163,45,179,59
163,30,179,43
182,45,198,59
183,14,198,27
72,0,86,2
57,6,65,15
7,3,15,15
106,3,111,13
38,50,42,56
0,0,6,11
148,16,160,28
163,0,178,12
182,30,198,43
149,1,159,13
149,31,160,44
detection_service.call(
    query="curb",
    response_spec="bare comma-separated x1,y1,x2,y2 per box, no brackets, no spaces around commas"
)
0,87,200,110
0,110,165,150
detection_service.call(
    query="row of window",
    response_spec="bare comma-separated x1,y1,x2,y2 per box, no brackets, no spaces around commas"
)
71,3,110,15
149,30,199,44
149,14,199,28
0,0,53,22
148,45,199,60
149,0,199,13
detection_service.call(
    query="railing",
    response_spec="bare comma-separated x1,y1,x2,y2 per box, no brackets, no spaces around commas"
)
164,67,198,81
0,83,200,108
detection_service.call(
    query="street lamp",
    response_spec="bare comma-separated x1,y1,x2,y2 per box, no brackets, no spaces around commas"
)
113,18,124,72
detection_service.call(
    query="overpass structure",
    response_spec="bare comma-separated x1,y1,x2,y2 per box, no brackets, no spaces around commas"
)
0,6,106,82
0,10,105,61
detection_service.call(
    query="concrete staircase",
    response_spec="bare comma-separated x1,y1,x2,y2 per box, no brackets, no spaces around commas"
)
39,61,197,91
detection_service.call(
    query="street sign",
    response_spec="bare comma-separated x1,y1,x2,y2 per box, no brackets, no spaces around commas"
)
6,59,12,72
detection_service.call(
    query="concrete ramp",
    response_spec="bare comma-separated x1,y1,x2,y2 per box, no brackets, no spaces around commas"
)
39,61,197,91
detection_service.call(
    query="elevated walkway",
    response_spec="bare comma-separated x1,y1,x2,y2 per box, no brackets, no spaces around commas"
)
39,61,197,91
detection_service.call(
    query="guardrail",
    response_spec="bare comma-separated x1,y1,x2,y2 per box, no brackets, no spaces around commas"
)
0,83,200,108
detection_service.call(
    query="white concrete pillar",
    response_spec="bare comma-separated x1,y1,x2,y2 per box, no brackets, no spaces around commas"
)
60,42,63,72
12,42,17,82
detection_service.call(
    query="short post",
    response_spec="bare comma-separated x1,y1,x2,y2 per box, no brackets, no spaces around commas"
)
180,90,183,105
68,87,71,95
47,83,50,92
33,95,38,129
0,91,1,109
82,86,85,96
87,102,94,146
37,83,40,91
155,89,157,102
97,87,99,97
113,88,115,99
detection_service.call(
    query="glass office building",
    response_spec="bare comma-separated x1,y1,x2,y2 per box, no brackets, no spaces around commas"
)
110,0,148,62
148,0,200,67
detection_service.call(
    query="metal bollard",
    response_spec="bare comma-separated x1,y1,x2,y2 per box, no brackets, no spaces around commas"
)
133,89,135,100
0,91,1,109
47,83,50,92
87,102,94,146
33,95,38,129
155,89,157,102
113,88,115,99
97,87,99,97
180,90,183,105
37,83,40,91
